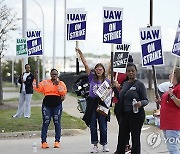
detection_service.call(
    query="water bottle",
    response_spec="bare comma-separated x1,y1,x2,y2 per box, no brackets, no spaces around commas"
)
33,142,37,153
132,98,139,113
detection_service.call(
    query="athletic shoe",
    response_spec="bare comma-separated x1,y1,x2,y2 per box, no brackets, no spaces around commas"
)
125,145,131,152
41,142,49,149
12,115,18,118
125,145,131,154
54,141,60,148
102,145,109,152
91,145,99,153
24,116,30,118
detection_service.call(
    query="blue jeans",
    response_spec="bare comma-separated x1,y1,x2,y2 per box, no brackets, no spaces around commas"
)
90,108,108,145
163,130,180,154
41,103,62,143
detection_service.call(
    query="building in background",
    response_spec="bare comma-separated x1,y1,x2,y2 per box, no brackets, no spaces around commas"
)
3,51,176,82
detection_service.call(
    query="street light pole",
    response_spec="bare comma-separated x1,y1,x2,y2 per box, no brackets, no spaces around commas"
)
12,59,14,85
22,0,28,71
53,0,57,68
64,0,67,72
32,0,45,80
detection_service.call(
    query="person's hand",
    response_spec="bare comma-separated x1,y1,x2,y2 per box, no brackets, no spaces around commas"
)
61,95,65,101
155,95,161,103
134,101,142,108
76,48,82,55
113,81,121,89
20,75,24,83
53,78,60,85
168,88,174,96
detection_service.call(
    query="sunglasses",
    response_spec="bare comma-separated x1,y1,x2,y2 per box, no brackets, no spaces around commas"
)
95,68,103,71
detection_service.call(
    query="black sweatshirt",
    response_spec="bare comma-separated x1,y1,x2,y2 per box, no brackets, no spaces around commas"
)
119,80,149,112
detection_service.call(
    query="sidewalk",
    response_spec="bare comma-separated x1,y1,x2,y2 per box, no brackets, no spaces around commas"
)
3,87,19,100
0,88,170,154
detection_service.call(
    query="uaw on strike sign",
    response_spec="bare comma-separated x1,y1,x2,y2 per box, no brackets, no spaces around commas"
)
139,26,164,67
113,43,130,73
26,30,43,56
66,8,87,40
103,7,123,44
172,19,180,56
16,38,27,56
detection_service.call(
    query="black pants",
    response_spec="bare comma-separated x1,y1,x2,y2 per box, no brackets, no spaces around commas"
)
117,108,145,154
115,114,130,153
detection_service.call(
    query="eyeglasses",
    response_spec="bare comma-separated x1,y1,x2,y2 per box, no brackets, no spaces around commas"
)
95,68,103,71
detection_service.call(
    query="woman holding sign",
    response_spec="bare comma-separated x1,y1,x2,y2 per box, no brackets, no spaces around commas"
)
117,62,149,154
158,67,180,154
76,48,110,153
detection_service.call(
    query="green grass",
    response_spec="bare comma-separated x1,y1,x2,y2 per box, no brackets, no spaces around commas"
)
145,110,154,115
3,98,19,102
2,82,15,87
0,106,86,133
3,89,19,92
32,91,44,100
3,91,44,102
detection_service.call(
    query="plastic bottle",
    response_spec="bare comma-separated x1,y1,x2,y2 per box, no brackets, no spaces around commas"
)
132,98,139,113
32,142,37,153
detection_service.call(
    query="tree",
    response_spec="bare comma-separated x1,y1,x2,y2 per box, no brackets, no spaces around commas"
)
2,59,22,82
0,0,17,105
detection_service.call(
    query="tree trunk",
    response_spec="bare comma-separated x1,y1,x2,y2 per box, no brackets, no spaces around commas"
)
0,53,3,105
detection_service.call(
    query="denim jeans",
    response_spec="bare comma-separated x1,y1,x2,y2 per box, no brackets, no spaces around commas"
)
90,108,108,145
163,130,180,154
41,103,62,143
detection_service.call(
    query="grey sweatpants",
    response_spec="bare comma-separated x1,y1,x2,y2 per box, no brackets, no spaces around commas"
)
13,91,32,118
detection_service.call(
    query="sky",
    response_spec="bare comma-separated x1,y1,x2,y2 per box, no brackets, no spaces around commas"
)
3,0,180,58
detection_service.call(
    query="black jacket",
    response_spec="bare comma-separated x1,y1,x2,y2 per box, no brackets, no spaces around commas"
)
18,72,34,94
82,97,110,127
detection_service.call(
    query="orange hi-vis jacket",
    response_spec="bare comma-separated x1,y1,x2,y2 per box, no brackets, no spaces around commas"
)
33,79,67,96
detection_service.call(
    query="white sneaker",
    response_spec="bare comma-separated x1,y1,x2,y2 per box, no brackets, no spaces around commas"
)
91,145,99,153
102,145,109,152
12,114,18,118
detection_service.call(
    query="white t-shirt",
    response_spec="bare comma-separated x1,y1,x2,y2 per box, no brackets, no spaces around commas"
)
22,72,30,92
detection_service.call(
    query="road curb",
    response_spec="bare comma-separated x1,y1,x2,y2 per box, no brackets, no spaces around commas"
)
0,129,86,140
